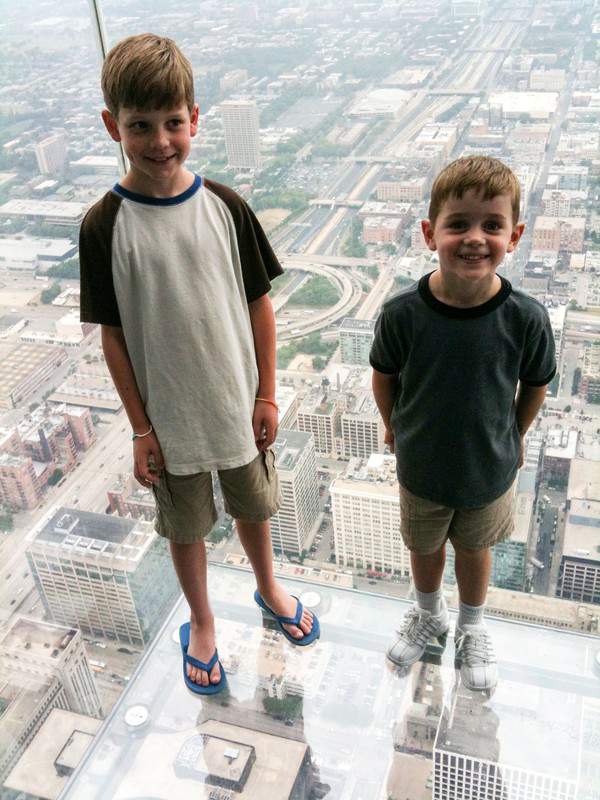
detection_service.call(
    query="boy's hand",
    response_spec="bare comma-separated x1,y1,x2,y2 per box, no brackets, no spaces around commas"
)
253,400,278,451
133,431,165,487
384,428,395,454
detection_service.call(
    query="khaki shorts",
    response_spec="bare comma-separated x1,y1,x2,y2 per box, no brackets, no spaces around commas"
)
399,483,515,555
153,449,281,543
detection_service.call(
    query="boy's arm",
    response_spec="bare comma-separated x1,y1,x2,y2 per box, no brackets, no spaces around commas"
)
101,325,164,485
372,368,399,453
515,382,548,466
248,294,278,451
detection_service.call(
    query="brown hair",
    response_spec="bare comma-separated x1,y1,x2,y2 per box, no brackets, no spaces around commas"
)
428,156,521,226
101,33,194,117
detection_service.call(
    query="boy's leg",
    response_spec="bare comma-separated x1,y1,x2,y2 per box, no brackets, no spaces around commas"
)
410,545,446,593
236,519,313,639
451,505,504,691
169,540,221,687
452,542,497,691
453,543,491,608
388,486,454,666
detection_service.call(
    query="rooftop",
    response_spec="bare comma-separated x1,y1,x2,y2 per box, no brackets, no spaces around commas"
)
273,428,312,471
35,507,137,548
4,709,101,800
340,317,376,333
1,617,77,658
59,564,600,800
563,498,600,560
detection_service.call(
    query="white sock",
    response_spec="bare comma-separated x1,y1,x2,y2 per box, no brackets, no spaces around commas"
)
458,600,484,628
415,587,443,616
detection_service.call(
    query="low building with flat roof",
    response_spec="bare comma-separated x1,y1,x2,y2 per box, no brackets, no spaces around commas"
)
0,199,86,226
0,342,68,409
4,708,100,799
0,236,76,271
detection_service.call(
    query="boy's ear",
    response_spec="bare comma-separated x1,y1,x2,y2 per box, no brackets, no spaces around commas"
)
101,109,122,143
421,219,437,251
506,222,525,253
190,103,200,136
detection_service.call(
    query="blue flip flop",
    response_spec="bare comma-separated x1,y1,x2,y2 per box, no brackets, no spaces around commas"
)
254,590,320,646
179,622,227,695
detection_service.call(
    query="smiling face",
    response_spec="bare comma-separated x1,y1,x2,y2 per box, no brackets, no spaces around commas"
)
102,103,199,195
421,189,524,283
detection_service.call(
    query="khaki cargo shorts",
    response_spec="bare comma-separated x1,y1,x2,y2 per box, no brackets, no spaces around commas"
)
399,482,515,554
153,449,281,543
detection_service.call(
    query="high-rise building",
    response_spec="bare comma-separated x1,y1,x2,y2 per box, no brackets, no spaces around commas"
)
0,617,101,783
0,617,101,717
0,452,46,510
331,454,410,575
433,681,579,800
297,392,342,457
107,473,155,521
557,458,600,605
276,383,299,430
341,394,385,459
35,132,67,174
26,507,181,644
270,429,319,556
492,479,529,591
221,100,261,169
581,342,600,403
339,318,375,366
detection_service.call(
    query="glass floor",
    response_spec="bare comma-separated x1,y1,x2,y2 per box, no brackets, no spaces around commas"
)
60,564,600,800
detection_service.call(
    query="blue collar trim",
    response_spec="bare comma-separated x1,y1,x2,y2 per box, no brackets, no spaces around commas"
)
112,174,202,206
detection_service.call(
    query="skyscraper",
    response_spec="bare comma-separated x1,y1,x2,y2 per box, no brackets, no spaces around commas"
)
330,454,410,576
26,507,180,645
220,100,261,169
270,429,320,556
35,132,67,175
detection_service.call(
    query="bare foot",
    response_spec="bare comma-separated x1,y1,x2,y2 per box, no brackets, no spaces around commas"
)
259,584,313,640
186,620,221,687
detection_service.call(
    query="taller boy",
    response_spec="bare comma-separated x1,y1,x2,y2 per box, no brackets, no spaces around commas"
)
80,34,317,695
371,157,555,692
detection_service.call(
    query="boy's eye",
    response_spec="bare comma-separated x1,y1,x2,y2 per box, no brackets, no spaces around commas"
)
130,121,148,130
484,222,502,231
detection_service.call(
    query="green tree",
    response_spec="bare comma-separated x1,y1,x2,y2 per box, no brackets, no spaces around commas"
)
41,281,62,304
47,468,63,486
0,511,14,532
263,694,303,719
288,275,341,307
47,256,79,279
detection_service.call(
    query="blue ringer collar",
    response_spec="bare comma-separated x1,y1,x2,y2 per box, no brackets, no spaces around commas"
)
112,174,202,206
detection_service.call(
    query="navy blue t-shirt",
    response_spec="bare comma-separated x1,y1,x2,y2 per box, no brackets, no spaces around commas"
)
369,272,556,508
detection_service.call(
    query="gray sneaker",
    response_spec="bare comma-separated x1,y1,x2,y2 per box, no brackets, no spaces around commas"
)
455,624,498,692
387,601,450,667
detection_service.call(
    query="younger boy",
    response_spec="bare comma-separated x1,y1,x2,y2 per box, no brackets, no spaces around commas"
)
370,156,555,691
79,34,318,695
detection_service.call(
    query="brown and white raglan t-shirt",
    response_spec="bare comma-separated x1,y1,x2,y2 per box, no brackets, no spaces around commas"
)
79,176,283,475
